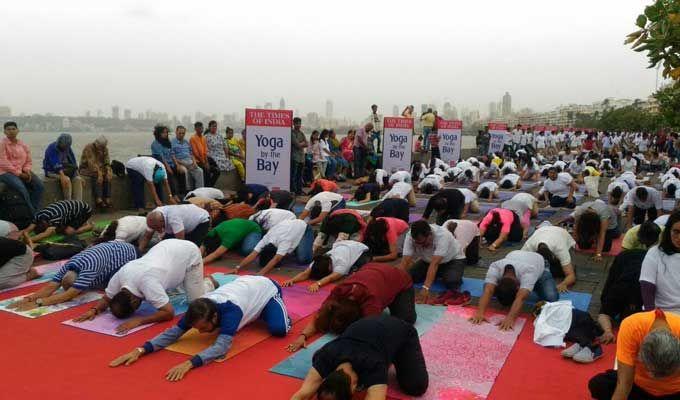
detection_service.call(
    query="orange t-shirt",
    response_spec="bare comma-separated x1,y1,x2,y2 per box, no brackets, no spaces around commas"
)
616,310,680,396
312,179,338,193
190,134,208,164
222,203,255,220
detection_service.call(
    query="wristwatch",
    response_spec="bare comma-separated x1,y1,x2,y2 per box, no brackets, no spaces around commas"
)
136,347,145,355
36,298,43,306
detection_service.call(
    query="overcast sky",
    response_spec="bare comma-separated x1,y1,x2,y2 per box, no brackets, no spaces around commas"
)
1,0,659,119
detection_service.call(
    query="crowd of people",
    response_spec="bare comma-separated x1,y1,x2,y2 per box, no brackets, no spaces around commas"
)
1,111,680,399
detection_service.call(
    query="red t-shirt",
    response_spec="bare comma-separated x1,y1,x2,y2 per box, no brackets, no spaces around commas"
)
325,263,412,316
313,179,339,193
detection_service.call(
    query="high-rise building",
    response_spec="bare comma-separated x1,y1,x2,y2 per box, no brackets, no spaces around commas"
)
137,112,144,120
85,110,91,118
393,105,399,116
421,104,428,114
123,109,131,120
112,106,120,120
264,102,273,110
0,106,12,117
488,102,498,119
502,92,512,116
279,98,286,110
325,100,333,121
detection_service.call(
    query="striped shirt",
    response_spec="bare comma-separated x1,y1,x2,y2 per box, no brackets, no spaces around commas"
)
34,200,92,227
52,241,138,290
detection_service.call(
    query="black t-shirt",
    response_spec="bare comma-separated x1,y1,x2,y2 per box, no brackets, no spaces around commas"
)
0,237,28,267
370,198,409,223
312,315,414,389
356,183,381,201
423,189,464,219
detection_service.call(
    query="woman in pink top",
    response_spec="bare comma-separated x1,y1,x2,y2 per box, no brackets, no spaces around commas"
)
0,122,44,214
362,217,409,262
340,130,355,177
478,208,524,251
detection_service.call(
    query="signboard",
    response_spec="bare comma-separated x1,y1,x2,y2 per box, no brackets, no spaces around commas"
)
438,119,463,164
382,117,413,173
487,122,508,155
245,108,293,190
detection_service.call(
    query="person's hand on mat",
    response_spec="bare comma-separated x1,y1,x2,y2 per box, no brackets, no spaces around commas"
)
73,308,98,322
308,282,321,293
282,280,295,287
415,288,430,304
469,313,488,325
599,331,616,344
487,244,497,252
14,301,39,311
166,361,193,382
556,282,569,293
497,317,515,331
116,318,144,334
286,336,306,352
110,349,143,367
7,297,33,309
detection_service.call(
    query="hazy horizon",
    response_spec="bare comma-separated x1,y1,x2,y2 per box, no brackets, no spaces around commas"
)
1,0,660,120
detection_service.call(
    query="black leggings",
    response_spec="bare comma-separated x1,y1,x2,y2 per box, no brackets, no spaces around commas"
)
589,370,679,399
465,236,480,265
163,221,211,247
393,323,429,396
633,206,658,225
203,157,221,187
388,287,417,324
409,259,465,291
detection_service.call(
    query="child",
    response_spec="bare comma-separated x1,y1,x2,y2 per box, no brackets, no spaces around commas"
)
311,133,327,179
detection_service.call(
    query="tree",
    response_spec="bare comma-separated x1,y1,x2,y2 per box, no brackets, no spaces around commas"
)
654,82,680,128
626,0,680,80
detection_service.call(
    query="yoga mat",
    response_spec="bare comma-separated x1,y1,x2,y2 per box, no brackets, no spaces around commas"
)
409,213,424,223
346,199,382,208
415,197,430,208
414,277,592,312
388,306,526,400
497,191,516,201
62,273,238,337
38,220,111,243
520,181,539,191
0,260,67,294
576,235,623,257
0,291,102,318
269,304,446,379
341,193,352,200
293,204,305,215
476,203,496,215
536,208,558,220
164,282,331,362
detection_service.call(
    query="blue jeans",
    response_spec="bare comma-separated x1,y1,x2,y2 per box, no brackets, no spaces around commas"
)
0,172,44,214
127,168,164,209
290,161,304,194
353,146,367,178
533,267,559,302
371,131,382,153
326,156,337,178
294,225,314,264
240,232,263,256
423,127,432,151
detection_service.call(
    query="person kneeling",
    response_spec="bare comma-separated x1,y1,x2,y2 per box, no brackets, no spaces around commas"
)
110,276,291,381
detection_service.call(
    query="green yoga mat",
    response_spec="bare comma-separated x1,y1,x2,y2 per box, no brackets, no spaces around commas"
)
38,220,111,243
346,199,382,207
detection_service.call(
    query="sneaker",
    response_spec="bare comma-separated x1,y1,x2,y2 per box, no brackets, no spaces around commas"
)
561,343,582,358
572,346,603,363
445,291,472,306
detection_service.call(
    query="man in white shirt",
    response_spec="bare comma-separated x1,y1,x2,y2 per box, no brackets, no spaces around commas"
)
538,168,578,208
470,250,558,331
249,208,296,232
236,219,313,276
621,152,638,174
367,104,383,153
383,181,417,206
73,239,215,334
399,221,467,304
140,204,211,251
521,225,576,293
298,191,346,226
621,186,663,229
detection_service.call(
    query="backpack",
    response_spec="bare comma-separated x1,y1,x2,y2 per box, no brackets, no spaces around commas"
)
0,186,34,229
34,237,87,260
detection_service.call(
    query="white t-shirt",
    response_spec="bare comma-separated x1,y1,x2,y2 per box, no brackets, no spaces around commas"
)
107,216,148,243
403,223,463,262
0,220,18,238
485,250,546,291
374,169,388,184
553,161,567,171
500,173,521,187
617,172,637,189
125,156,166,182
535,135,546,149
249,209,296,231
383,182,413,200
203,275,279,331
442,219,480,249
447,167,462,179
607,181,630,195
458,188,477,204
540,172,573,198
254,219,308,256
184,187,225,200
621,187,663,210
152,204,210,234
461,166,480,182
476,181,498,195
621,158,638,173
321,240,369,276
105,239,202,308
640,245,680,314
662,178,680,199
456,161,472,171
418,174,443,191
304,192,344,213
389,170,411,184
521,226,575,267
502,162,518,172
503,192,537,217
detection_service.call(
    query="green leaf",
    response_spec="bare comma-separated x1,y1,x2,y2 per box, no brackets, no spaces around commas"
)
645,4,659,21
637,14,648,28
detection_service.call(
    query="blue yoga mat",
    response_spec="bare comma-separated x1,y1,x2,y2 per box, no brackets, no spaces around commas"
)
269,304,446,379
497,191,516,201
159,273,239,315
347,199,382,208
414,277,592,311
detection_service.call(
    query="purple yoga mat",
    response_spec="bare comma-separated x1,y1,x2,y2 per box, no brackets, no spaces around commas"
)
409,213,424,223
281,284,331,320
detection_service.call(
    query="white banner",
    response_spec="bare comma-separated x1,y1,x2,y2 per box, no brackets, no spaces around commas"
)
438,120,463,164
245,109,293,190
382,117,413,174
488,122,508,155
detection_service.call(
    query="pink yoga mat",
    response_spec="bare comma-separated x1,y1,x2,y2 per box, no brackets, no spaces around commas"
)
281,284,331,320
0,260,67,295
388,306,526,400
